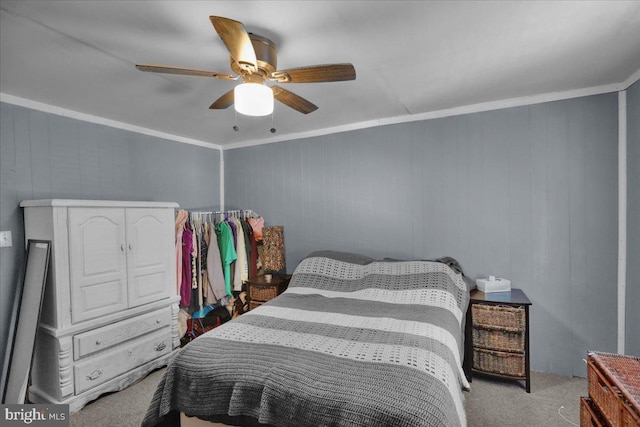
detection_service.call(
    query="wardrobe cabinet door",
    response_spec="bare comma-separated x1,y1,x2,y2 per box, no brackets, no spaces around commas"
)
68,208,128,323
126,208,173,308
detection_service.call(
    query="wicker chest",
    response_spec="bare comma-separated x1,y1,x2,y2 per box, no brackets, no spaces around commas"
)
468,288,532,392
245,275,291,310
580,352,640,427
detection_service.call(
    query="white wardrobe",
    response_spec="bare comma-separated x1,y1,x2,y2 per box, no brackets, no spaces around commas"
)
20,199,180,411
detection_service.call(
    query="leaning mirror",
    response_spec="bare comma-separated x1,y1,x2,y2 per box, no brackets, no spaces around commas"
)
2,240,51,404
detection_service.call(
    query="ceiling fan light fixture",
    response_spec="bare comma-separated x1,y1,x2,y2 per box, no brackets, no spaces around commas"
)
234,83,273,116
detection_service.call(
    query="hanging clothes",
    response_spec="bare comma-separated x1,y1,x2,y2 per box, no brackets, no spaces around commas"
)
247,216,265,276
230,217,248,291
250,240,259,277
247,217,264,242
175,210,189,295
216,220,237,296
225,218,238,289
197,220,207,310
177,209,264,329
191,224,198,290
180,221,194,307
206,223,227,302
244,221,259,279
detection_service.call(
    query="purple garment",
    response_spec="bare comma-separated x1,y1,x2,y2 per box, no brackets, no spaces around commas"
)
226,219,237,247
180,222,193,306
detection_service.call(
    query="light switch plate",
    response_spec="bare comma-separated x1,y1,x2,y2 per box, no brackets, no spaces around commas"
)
0,231,13,247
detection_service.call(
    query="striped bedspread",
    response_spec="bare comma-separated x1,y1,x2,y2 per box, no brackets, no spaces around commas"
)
143,252,471,427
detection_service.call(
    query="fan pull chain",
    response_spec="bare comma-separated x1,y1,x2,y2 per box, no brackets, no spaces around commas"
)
233,110,239,131
270,110,276,134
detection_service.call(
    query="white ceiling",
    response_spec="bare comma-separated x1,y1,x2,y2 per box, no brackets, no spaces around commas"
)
1,1,639,149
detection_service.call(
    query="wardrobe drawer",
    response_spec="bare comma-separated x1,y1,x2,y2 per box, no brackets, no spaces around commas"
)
73,306,171,360
74,330,171,394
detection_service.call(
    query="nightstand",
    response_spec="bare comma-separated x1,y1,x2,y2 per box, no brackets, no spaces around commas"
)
245,275,291,310
468,288,532,392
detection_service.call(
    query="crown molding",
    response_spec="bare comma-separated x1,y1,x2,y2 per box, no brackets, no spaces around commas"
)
223,77,640,151
622,68,640,89
0,93,222,150
4,65,638,153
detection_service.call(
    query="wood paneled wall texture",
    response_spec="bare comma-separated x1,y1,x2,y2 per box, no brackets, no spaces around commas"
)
627,81,640,357
225,93,620,377
0,102,220,372
1,90,635,380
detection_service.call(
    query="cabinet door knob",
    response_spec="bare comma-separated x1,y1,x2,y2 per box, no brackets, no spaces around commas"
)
128,243,133,250
120,244,125,252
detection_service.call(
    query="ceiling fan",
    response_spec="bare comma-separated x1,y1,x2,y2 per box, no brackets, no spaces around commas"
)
136,16,356,116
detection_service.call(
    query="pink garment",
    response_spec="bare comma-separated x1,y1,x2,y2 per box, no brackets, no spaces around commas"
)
247,217,264,242
174,210,189,295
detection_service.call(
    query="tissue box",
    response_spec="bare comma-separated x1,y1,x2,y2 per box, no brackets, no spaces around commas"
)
476,277,511,293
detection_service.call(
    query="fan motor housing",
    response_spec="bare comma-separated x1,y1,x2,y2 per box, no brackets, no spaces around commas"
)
231,34,277,78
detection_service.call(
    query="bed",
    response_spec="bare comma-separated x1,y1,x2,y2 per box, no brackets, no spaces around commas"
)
142,251,473,427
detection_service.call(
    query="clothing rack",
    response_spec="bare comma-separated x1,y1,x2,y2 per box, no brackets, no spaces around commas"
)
176,208,264,308
212,209,260,222
188,211,214,224
175,207,272,345
180,209,260,224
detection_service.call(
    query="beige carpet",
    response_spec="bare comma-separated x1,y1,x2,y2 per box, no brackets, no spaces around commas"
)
464,372,585,426
70,368,586,427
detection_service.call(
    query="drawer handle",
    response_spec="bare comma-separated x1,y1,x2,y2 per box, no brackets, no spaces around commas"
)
129,243,133,250
95,340,102,345
155,342,166,352
156,319,161,324
120,244,125,252
87,369,102,381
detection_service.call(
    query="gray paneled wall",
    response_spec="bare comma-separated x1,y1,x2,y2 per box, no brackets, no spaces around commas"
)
627,81,640,356
0,102,221,373
225,94,619,377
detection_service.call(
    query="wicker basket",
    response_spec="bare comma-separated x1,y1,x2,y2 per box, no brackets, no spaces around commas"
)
248,284,278,302
588,353,640,427
472,304,525,331
473,327,524,353
623,401,640,427
581,397,608,427
588,359,622,426
473,348,525,377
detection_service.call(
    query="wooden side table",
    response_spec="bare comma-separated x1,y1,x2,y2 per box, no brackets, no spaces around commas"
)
245,275,291,310
468,288,532,392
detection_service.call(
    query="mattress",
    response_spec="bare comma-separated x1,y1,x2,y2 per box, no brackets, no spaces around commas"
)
142,251,471,427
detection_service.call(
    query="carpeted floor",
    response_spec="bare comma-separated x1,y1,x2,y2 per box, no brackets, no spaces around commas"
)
70,368,586,427
464,372,585,426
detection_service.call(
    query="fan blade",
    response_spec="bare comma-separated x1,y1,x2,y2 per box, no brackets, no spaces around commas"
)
136,64,236,80
209,89,235,109
209,16,257,73
270,63,356,83
272,86,318,114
